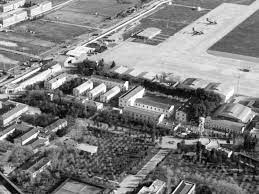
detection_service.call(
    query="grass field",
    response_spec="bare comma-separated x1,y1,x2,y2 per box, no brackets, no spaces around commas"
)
209,10,259,59
131,5,209,45
173,0,255,9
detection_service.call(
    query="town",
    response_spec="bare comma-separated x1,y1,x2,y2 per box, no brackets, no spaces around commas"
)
0,0,258,194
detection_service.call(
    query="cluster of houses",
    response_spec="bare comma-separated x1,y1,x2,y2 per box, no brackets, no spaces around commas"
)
0,0,52,28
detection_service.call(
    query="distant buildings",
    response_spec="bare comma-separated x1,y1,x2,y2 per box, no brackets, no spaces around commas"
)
40,119,67,138
44,73,67,90
0,9,27,27
134,98,174,118
0,102,28,126
171,180,196,194
14,127,40,145
27,157,51,178
138,179,165,194
123,106,164,125
73,80,93,96
0,0,25,13
88,83,106,100
91,75,129,91
119,86,145,107
100,86,121,103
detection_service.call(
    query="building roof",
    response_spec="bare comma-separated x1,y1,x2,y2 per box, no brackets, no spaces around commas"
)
74,80,93,92
114,66,129,74
48,73,66,84
215,103,253,123
120,86,144,101
172,180,195,194
137,27,161,38
181,78,210,89
89,83,106,94
102,86,120,98
16,127,39,143
43,119,67,133
1,103,28,120
148,179,165,193
0,124,16,137
29,138,48,149
76,143,98,154
205,82,234,96
67,46,93,57
135,98,172,110
27,157,50,173
124,106,162,118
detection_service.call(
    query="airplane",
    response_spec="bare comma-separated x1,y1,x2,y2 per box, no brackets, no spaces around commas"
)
206,18,217,25
191,27,204,35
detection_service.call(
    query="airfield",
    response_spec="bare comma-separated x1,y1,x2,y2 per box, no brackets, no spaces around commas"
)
91,0,259,97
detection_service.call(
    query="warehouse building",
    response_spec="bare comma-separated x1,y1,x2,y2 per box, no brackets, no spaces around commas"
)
73,80,93,96
88,83,106,100
27,1,52,18
14,127,40,145
44,73,67,90
0,0,25,13
0,102,28,126
123,106,164,125
100,86,120,103
119,86,145,107
205,82,235,103
180,78,210,90
136,27,161,39
134,98,174,118
91,75,129,91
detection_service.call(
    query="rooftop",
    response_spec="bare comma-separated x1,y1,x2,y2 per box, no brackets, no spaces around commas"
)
113,66,129,74
172,180,195,194
205,82,234,96
76,143,98,154
89,83,106,94
43,119,67,133
102,86,120,97
1,103,28,120
119,86,144,101
15,127,39,142
29,138,48,149
182,78,210,89
74,80,93,92
67,46,93,58
48,73,67,84
124,106,162,118
215,103,253,123
135,98,172,110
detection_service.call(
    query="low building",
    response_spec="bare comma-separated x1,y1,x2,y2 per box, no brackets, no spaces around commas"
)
88,83,106,100
180,78,210,90
0,102,28,126
91,75,129,91
100,86,120,103
29,138,49,152
134,98,174,118
83,100,103,111
73,80,93,96
0,0,26,12
138,179,165,194
76,143,98,155
119,86,145,107
44,73,67,90
14,127,40,145
205,82,234,102
0,124,16,140
113,66,129,74
123,106,164,125
66,46,94,58
27,1,52,18
41,119,67,137
27,158,51,178
171,180,196,194
136,27,161,39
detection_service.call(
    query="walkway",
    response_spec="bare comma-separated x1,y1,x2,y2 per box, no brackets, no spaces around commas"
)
115,149,170,194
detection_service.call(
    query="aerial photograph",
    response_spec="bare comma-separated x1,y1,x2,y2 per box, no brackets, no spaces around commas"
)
0,0,258,193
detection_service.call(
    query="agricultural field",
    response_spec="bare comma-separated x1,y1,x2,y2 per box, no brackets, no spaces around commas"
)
173,0,255,9
209,10,259,60
131,4,209,45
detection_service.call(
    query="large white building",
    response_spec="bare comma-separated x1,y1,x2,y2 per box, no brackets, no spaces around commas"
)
205,82,235,102
0,9,27,27
14,127,40,145
91,75,129,91
119,86,145,107
138,179,165,194
134,98,174,118
27,1,52,18
123,106,164,125
73,80,93,96
100,86,120,103
0,0,25,13
0,102,28,126
88,83,106,100
44,73,67,90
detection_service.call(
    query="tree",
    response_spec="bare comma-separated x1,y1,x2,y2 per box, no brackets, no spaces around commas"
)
110,61,116,69
196,185,212,194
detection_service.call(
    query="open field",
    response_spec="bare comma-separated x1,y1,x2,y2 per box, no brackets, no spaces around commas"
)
209,10,259,59
131,4,209,45
173,0,255,9
31,0,70,6
90,1,259,96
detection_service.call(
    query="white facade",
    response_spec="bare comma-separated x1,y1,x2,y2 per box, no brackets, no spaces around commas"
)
205,82,235,102
0,10,28,27
100,86,120,103
0,103,28,126
44,73,67,90
0,0,25,12
88,83,106,100
27,1,52,18
73,80,93,96
134,98,174,118
119,86,145,107
91,75,129,91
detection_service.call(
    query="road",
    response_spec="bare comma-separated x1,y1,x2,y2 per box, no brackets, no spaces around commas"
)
0,47,41,59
